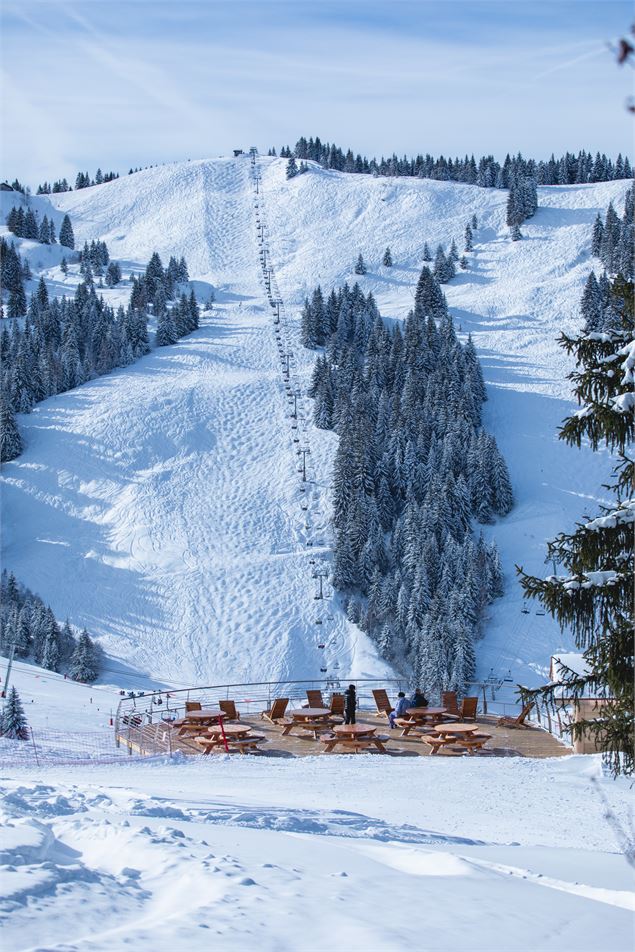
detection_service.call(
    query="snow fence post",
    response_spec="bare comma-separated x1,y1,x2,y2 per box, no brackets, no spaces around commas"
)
30,727,40,767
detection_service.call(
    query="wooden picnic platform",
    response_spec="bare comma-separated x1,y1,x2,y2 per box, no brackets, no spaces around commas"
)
117,709,572,759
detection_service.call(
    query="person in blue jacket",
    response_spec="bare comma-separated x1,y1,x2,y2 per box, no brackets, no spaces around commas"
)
389,691,410,729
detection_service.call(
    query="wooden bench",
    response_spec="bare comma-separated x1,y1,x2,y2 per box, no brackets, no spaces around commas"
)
299,722,336,740
173,720,211,738
422,734,464,755
423,732,492,756
320,734,389,754
461,733,493,754
395,718,419,736
195,735,265,755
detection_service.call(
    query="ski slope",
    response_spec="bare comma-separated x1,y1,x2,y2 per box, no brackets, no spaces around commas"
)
259,161,630,690
0,157,630,691
1,159,390,687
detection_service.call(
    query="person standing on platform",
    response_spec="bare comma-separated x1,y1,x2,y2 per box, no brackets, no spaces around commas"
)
344,684,357,724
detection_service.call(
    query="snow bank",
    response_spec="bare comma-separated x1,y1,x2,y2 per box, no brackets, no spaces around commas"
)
0,755,632,951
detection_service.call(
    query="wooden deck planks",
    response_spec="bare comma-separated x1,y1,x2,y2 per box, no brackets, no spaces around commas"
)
116,711,571,759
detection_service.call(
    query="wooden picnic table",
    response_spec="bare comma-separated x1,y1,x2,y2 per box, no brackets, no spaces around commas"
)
426,722,487,756
432,722,479,735
184,710,224,722
193,722,258,754
397,707,447,735
333,724,376,737
322,723,389,754
173,709,224,736
282,708,332,737
207,724,251,738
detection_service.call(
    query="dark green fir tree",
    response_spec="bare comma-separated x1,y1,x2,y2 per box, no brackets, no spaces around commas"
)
518,275,634,776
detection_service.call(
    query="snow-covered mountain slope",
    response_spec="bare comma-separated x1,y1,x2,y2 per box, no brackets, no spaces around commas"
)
259,161,630,688
1,157,629,690
2,159,390,686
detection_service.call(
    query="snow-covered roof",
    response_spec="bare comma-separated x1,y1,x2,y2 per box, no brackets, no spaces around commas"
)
550,653,590,682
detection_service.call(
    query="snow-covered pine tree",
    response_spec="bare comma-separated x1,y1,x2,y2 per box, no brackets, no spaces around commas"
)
68,629,100,682
286,156,298,179
580,271,602,331
23,209,38,240
433,245,449,283
422,242,432,262
464,223,473,251
518,273,634,776
59,214,74,249
14,607,31,657
105,261,121,287
459,255,469,270
0,395,23,462
41,610,61,672
354,253,367,275
38,215,51,244
1,687,29,739
591,214,604,256
59,620,77,665
382,247,393,267
156,310,178,347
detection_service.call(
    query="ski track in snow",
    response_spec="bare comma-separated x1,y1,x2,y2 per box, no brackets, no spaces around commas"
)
1,159,389,687
0,158,630,691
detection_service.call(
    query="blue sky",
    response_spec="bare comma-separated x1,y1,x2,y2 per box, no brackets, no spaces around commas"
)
1,1,632,184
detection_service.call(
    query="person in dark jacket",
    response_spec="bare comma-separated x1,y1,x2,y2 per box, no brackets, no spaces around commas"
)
409,688,428,708
344,684,357,724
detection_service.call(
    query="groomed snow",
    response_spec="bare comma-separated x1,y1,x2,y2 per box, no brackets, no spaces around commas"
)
1,157,630,692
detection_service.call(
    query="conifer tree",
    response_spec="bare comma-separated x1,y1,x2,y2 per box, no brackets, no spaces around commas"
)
422,242,432,262
0,395,22,462
464,223,473,252
591,214,604,256
1,687,29,739
23,209,38,240
518,274,634,776
69,629,99,682
286,156,298,179
59,214,75,249
156,310,178,346
105,261,121,287
382,247,393,267
354,253,367,275
38,215,51,244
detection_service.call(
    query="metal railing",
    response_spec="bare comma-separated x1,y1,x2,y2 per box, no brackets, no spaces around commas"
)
113,675,535,743
114,677,409,741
